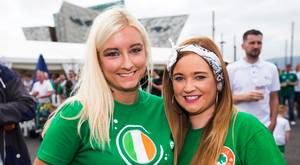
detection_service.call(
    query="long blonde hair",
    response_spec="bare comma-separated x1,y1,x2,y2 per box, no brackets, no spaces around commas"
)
163,37,236,164
42,8,152,149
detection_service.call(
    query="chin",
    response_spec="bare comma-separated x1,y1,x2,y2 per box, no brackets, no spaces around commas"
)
121,84,140,92
184,106,202,113
250,52,260,57
188,109,202,113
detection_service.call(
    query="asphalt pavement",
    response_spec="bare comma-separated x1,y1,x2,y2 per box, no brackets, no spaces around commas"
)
286,117,300,165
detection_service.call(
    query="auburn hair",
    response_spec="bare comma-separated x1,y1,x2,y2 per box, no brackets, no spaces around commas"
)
162,37,236,164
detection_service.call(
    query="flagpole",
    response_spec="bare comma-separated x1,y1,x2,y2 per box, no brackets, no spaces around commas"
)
290,21,294,66
212,11,215,41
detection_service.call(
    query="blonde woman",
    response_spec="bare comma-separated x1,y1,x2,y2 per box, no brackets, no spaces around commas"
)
162,37,285,164
34,8,173,165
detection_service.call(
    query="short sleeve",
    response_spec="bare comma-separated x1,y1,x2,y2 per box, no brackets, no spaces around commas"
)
293,73,298,82
284,120,291,132
226,63,235,90
37,102,83,164
46,80,54,92
31,83,38,93
242,129,285,165
57,84,63,95
270,65,280,92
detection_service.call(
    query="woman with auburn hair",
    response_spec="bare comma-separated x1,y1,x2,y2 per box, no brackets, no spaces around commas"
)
34,8,173,165
162,37,285,164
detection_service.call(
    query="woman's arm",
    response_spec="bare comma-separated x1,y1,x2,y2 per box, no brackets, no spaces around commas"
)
33,158,49,165
35,102,83,164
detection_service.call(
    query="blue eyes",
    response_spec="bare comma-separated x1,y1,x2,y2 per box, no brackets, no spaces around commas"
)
173,76,184,81
195,75,205,80
103,47,142,57
173,75,205,81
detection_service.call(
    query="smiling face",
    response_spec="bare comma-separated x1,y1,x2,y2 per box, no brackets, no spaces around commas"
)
172,53,217,116
99,26,147,93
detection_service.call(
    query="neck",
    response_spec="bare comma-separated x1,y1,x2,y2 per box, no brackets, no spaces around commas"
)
245,55,259,64
189,105,215,129
113,89,138,104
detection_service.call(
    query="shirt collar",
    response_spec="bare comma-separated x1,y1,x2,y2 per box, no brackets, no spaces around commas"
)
241,57,263,68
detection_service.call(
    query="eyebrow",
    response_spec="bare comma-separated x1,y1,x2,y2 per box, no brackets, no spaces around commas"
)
194,71,209,75
173,71,209,76
103,48,119,53
102,43,143,53
129,43,143,48
249,41,262,44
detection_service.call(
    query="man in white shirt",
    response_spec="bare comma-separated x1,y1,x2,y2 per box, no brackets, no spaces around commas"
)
227,29,280,132
31,70,54,104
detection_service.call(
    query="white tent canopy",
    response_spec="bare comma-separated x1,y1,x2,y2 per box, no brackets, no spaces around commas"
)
0,40,171,72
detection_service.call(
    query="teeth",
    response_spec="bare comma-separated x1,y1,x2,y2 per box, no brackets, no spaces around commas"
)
119,72,134,77
185,96,199,100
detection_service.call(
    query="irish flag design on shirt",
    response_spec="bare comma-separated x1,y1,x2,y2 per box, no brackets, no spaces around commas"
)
116,125,164,164
123,130,156,163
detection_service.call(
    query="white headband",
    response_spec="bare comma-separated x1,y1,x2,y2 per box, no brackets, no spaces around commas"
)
167,44,224,91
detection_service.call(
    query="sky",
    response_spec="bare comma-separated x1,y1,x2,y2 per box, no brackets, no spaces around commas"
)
0,0,300,62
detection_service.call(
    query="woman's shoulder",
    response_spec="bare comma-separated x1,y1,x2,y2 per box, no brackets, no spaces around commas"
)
233,112,267,131
231,112,275,150
235,111,261,122
138,90,164,114
139,89,163,103
58,100,83,118
231,113,285,164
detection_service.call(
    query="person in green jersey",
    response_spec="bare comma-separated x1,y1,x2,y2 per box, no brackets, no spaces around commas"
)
34,8,173,165
162,37,285,165
279,64,298,125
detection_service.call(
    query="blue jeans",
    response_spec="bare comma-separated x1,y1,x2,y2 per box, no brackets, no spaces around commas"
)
280,93,295,121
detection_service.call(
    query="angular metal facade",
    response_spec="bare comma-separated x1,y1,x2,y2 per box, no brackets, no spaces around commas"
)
23,1,188,47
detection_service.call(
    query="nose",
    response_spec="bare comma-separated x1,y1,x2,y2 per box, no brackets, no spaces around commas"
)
122,52,134,70
183,79,195,93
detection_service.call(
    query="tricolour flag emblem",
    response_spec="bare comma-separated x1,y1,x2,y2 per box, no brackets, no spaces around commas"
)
122,130,157,164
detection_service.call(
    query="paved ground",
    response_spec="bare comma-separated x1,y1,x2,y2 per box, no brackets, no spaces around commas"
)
286,117,300,165
26,118,300,164
25,137,40,163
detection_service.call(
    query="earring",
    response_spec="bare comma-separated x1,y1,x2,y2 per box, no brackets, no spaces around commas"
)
217,82,223,91
215,92,219,104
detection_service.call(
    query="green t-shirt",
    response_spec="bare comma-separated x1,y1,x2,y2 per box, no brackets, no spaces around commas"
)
37,90,174,164
279,72,298,96
178,112,285,165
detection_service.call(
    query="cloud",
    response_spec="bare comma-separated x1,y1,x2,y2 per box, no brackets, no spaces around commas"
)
0,0,299,63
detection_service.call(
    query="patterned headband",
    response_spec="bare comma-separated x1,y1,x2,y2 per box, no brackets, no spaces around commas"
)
167,44,224,90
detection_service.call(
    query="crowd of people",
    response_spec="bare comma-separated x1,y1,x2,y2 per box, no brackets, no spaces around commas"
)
1,7,297,165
